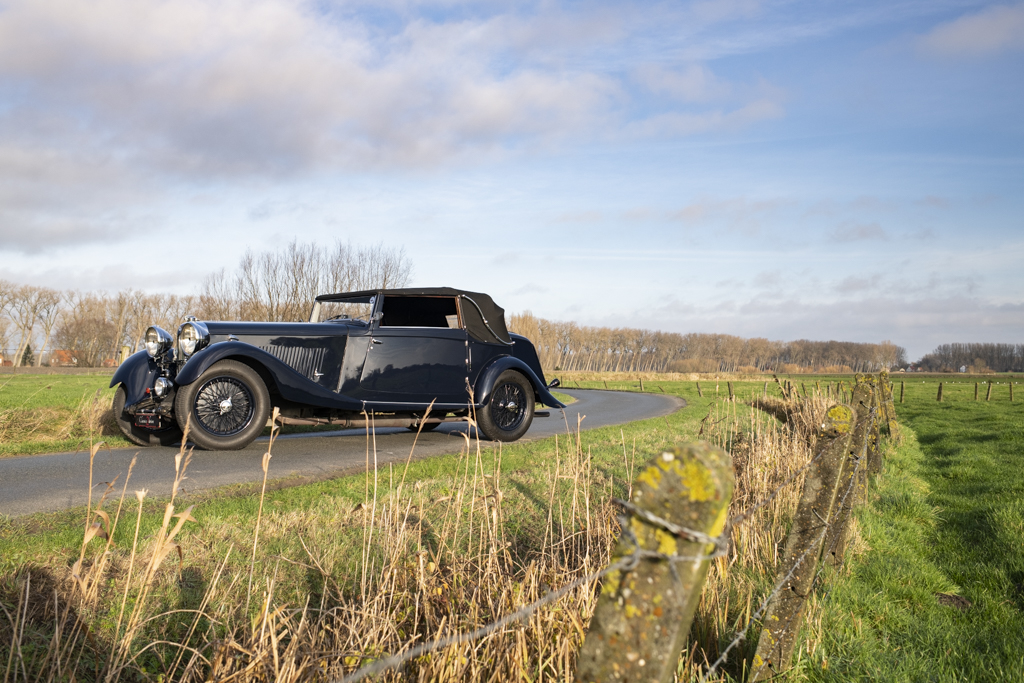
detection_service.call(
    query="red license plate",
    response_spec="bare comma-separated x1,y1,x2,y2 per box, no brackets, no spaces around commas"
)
134,412,160,428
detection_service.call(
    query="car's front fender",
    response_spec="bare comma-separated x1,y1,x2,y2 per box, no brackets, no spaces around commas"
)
109,350,160,407
475,357,565,409
174,341,364,411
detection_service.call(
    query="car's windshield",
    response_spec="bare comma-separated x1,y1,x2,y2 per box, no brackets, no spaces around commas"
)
318,296,375,323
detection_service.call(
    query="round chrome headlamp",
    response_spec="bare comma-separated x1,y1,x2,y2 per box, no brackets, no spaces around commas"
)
144,326,173,358
153,376,173,398
177,321,209,359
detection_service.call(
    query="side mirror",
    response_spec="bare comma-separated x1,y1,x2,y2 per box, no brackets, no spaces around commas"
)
548,378,560,389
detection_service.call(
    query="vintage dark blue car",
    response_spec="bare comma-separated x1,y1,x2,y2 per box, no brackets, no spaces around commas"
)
110,287,563,450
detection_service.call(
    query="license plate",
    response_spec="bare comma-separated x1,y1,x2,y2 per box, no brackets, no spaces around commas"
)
134,412,160,428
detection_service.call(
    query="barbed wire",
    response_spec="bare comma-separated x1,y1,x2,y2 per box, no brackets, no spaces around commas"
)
698,450,864,683
333,404,878,683
333,506,730,683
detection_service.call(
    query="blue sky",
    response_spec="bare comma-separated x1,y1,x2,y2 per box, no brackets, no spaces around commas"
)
0,0,1021,359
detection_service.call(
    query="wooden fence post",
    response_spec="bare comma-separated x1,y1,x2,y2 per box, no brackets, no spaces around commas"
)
1011,384,1015,402
763,380,768,398
975,382,979,401
750,405,855,681
848,380,875,504
696,382,703,398
937,382,943,402
986,382,993,401
577,443,733,683
639,378,645,392
899,381,905,404
728,381,734,401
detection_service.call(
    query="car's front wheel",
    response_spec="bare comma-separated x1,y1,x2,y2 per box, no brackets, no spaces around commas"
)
112,385,183,447
477,370,535,442
174,360,270,450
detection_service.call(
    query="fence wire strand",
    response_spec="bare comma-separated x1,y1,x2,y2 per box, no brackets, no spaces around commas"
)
331,395,880,683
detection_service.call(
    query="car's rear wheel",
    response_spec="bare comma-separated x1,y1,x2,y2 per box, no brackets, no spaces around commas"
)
112,385,183,447
174,360,270,450
477,370,534,442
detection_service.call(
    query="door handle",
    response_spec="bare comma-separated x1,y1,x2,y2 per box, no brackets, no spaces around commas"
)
371,338,383,344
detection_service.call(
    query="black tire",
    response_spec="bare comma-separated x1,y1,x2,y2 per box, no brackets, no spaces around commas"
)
477,370,535,442
174,360,271,450
112,385,183,447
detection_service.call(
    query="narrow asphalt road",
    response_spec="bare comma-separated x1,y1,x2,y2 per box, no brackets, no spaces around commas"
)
0,389,684,517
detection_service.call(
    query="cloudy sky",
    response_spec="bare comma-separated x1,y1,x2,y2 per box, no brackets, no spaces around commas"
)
0,0,1022,359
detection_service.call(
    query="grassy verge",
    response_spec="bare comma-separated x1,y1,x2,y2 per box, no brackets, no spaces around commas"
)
0,377,820,681
800,378,1024,680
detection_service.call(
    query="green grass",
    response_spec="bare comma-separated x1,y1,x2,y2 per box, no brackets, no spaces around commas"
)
802,377,1024,681
0,373,116,411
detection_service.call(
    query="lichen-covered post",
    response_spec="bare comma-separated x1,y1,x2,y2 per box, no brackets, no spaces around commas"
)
866,378,882,474
877,371,898,436
822,403,861,568
847,379,874,504
576,443,733,683
750,405,855,681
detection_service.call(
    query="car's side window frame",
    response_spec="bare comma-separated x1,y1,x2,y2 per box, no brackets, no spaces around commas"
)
376,295,464,330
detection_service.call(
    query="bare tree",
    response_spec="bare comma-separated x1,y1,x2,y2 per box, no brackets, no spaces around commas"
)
8,286,44,367
33,288,64,366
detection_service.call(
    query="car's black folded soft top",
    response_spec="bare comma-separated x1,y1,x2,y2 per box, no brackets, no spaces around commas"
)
316,287,512,345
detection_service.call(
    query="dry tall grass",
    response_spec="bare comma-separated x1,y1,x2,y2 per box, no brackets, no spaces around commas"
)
0,387,116,448
1,390,843,682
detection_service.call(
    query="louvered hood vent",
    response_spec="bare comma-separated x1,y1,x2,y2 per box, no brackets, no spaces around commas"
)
260,345,326,381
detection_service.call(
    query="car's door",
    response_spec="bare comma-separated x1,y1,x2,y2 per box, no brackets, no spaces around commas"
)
358,295,469,403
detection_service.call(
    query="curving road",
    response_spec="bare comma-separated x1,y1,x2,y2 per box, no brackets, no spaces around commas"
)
0,389,684,517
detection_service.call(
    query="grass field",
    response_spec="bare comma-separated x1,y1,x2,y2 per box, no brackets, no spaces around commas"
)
1,371,1021,680
800,376,1024,680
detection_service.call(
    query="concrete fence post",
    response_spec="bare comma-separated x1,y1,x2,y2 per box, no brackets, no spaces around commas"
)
878,372,899,436
750,405,855,681
577,443,733,683
848,380,875,504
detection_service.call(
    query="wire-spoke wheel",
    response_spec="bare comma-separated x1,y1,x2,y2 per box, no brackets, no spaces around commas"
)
477,370,534,442
175,360,270,450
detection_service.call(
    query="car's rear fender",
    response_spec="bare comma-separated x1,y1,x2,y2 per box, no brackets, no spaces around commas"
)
475,357,565,409
109,350,161,407
174,341,364,411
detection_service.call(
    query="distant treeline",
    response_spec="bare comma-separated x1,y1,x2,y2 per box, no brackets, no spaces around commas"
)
0,241,411,367
508,312,907,374
915,343,1024,373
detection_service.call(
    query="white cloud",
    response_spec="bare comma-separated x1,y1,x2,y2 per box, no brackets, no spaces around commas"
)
918,4,1024,57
